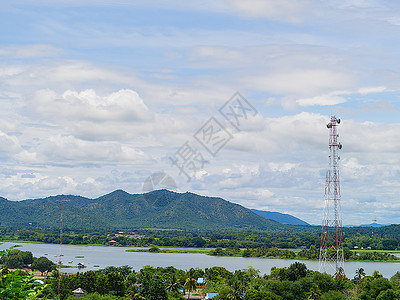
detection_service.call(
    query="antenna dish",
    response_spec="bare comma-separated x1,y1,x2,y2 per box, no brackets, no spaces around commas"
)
337,118,341,124
327,123,332,128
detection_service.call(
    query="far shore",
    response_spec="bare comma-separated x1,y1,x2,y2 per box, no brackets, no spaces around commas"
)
125,248,400,263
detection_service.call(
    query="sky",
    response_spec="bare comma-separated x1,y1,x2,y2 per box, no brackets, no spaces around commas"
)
1,0,400,225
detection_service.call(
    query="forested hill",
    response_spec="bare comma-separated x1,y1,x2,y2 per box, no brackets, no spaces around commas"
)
251,209,309,226
0,189,284,231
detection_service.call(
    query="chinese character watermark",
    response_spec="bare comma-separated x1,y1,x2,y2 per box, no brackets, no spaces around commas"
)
169,92,258,182
142,171,177,207
142,92,259,200
219,92,258,131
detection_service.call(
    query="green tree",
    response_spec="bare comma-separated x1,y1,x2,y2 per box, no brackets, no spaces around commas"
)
5,254,24,269
226,278,243,300
105,271,125,296
140,272,167,300
127,286,145,300
308,284,322,300
149,246,160,253
390,271,400,287
184,268,197,299
376,289,400,300
20,251,34,265
355,268,366,282
0,268,47,300
372,270,383,279
244,289,282,300
320,290,345,300
368,277,392,299
285,262,308,281
1,249,35,269
65,292,124,299
167,273,182,293
31,256,55,277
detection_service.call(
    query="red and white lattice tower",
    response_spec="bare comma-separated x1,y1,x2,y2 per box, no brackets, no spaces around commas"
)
319,116,344,278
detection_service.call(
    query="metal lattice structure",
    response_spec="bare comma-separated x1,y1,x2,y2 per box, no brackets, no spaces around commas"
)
319,116,344,278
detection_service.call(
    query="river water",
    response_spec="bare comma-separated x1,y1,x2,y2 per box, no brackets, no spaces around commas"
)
1,242,399,279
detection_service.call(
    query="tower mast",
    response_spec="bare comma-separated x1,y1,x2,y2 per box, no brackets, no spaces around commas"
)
319,116,344,278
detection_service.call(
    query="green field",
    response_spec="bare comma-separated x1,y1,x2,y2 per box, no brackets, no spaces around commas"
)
351,249,400,254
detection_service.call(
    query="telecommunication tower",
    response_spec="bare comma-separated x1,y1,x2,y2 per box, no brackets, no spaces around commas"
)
319,116,344,278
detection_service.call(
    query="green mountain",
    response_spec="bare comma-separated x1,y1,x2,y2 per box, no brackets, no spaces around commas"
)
0,190,282,231
250,209,309,226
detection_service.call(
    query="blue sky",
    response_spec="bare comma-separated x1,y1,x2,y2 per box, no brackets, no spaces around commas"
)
1,0,400,225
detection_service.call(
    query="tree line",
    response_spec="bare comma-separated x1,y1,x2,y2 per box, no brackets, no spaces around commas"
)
2,225,400,250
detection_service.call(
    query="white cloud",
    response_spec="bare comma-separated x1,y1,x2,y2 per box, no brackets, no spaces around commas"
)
226,0,310,22
36,135,148,164
31,88,160,141
35,89,154,122
0,67,24,77
297,94,347,106
357,86,386,94
246,69,354,97
0,131,21,154
0,44,61,58
268,162,298,172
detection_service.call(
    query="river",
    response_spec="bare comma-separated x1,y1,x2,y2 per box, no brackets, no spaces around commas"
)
1,242,399,278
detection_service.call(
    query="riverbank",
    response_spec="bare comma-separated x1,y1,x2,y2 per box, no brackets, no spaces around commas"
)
1,240,106,247
125,247,400,263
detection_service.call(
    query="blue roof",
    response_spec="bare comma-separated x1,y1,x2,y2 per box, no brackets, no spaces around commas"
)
206,293,219,299
197,277,205,284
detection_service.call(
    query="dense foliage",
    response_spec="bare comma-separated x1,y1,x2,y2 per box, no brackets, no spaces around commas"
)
0,248,48,299
2,245,400,299
39,263,400,300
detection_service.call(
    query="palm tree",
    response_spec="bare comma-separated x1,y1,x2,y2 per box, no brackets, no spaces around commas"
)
355,268,366,282
184,268,197,299
227,279,243,300
167,273,182,294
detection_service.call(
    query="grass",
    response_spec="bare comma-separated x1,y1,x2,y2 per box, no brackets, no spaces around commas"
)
351,249,400,254
0,240,44,244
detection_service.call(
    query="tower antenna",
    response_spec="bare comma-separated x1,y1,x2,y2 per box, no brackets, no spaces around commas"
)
319,116,344,279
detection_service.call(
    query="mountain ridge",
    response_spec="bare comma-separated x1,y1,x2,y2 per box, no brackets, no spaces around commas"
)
0,189,285,231
251,209,309,226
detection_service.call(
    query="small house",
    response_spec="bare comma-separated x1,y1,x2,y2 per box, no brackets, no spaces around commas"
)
109,239,118,246
77,263,86,270
72,287,85,298
197,277,206,289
